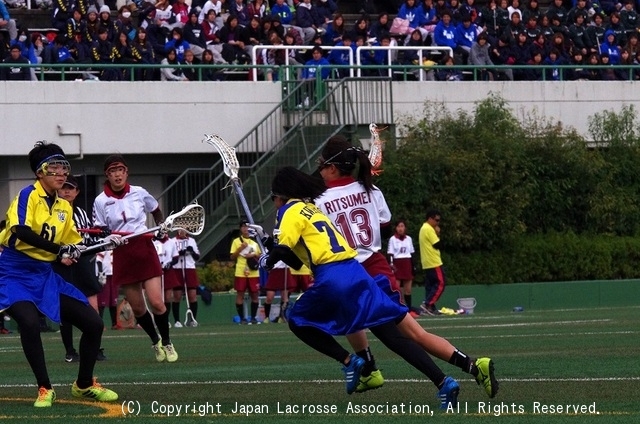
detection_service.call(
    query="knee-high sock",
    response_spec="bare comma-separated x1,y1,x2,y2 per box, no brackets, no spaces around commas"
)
250,302,259,320
108,306,117,327
188,301,198,319
236,303,244,319
154,310,171,345
288,321,350,363
172,302,181,323
370,321,446,388
449,349,475,374
136,311,159,345
264,303,272,319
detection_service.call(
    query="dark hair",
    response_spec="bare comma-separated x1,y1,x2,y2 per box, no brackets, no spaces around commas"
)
320,135,374,193
426,209,441,220
271,166,326,202
28,141,66,173
103,154,128,172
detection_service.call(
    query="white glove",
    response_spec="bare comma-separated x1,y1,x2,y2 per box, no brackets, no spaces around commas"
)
97,272,107,286
104,234,128,251
247,224,266,239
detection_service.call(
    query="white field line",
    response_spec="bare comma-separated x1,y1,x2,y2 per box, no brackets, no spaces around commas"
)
1,376,639,389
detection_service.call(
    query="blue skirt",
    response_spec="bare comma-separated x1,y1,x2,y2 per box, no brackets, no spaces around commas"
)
0,248,88,323
288,259,408,335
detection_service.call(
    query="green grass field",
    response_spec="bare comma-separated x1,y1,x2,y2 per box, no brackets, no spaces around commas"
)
1,305,638,423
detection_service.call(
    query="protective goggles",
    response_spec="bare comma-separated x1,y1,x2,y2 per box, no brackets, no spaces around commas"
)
39,159,71,177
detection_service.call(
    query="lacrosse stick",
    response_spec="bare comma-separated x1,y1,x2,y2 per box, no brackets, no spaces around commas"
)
79,229,154,238
82,203,205,254
203,134,267,255
279,265,289,323
180,240,198,327
368,123,386,176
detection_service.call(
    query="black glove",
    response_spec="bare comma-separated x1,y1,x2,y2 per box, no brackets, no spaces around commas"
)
186,246,194,253
153,229,168,241
96,227,111,238
163,262,172,270
178,249,187,256
58,244,83,260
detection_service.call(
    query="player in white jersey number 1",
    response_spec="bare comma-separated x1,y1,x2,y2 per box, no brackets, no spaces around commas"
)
92,154,178,363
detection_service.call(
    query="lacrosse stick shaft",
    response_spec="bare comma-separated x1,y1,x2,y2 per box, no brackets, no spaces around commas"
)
82,225,162,254
79,228,154,237
231,179,268,255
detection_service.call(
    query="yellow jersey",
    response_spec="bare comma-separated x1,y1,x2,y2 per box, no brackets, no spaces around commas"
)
419,221,442,269
274,199,356,269
289,263,312,276
1,180,82,262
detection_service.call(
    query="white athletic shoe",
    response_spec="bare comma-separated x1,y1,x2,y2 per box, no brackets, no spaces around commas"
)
174,321,183,328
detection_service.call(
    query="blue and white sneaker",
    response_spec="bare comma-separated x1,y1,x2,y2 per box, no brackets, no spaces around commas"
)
342,354,365,395
437,376,460,410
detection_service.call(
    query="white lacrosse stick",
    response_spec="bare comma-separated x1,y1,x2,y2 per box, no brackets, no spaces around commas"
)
368,123,385,176
203,134,268,255
83,203,206,254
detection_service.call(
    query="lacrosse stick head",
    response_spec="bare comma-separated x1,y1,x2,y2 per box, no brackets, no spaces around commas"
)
163,203,206,236
203,134,240,180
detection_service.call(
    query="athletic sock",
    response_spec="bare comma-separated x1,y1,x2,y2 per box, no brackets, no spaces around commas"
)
189,301,198,319
109,306,117,327
356,347,377,377
250,302,259,320
448,348,475,374
154,310,171,345
264,303,272,319
405,294,413,309
172,302,181,323
235,303,244,319
136,311,159,345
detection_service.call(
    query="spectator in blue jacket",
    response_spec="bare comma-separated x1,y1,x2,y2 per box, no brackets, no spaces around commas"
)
599,30,621,64
302,45,331,79
434,11,458,52
165,28,191,62
454,14,478,63
328,33,353,77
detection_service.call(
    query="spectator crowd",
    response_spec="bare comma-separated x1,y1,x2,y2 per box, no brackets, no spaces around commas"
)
1,0,640,81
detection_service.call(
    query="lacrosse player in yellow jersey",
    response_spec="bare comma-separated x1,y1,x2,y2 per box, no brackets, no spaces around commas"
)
258,167,460,405
0,142,119,407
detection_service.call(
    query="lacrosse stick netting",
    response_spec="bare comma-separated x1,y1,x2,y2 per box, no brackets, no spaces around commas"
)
203,134,267,254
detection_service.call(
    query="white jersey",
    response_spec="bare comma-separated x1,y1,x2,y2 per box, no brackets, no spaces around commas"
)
93,185,159,233
154,238,176,268
171,236,199,269
95,249,113,275
315,177,392,262
387,234,414,259
198,0,222,23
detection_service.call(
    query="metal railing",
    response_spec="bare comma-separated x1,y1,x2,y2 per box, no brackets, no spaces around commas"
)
2,61,639,82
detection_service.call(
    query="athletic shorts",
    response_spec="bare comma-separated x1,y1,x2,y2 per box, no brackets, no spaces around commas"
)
163,268,181,290
112,237,162,286
234,276,260,293
174,268,199,290
291,274,312,292
264,268,296,291
393,257,414,280
97,276,118,308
